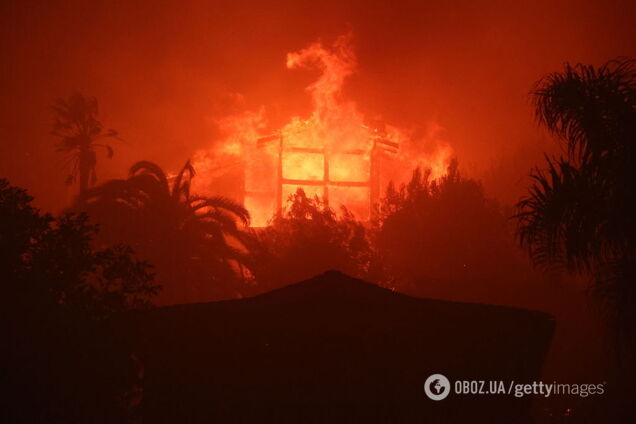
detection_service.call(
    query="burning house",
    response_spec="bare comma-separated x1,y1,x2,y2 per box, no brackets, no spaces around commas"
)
192,35,451,227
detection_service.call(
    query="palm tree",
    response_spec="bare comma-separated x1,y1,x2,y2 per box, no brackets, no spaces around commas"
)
52,93,119,196
76,160,251,303
515,58,636,349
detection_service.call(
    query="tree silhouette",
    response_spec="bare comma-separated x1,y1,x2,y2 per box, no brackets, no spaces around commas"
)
243,189,371,293
515,58,636,350
374,160,520,300
52,93,119,196
1,178,158,422
75,160,251,303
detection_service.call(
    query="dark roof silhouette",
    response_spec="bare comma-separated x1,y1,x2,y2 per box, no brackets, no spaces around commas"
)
133,270,554,423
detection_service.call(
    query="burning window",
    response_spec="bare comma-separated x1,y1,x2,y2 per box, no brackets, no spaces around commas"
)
245,137,375,225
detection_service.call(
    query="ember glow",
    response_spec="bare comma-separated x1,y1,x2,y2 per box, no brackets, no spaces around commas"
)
192,35,452,226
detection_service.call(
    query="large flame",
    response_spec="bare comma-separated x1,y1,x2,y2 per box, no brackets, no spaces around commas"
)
191,34,452,227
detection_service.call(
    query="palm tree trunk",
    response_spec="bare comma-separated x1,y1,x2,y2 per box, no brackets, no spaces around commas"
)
79,145,90,197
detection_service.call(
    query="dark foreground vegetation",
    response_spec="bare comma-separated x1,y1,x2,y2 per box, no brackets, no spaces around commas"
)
516,59,636,355
1,179,158,422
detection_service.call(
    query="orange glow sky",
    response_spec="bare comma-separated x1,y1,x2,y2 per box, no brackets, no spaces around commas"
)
1,0,635,211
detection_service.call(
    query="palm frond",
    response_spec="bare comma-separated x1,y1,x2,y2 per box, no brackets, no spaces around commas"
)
129,161,170,195
171,160,196,201
94,144,114,158
532,58,636,163
191,195,250,226
515,157,605,273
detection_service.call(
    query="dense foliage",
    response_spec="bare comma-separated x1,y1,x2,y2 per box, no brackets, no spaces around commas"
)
2,178,158,423
374,160,521,298
243,189,372,293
